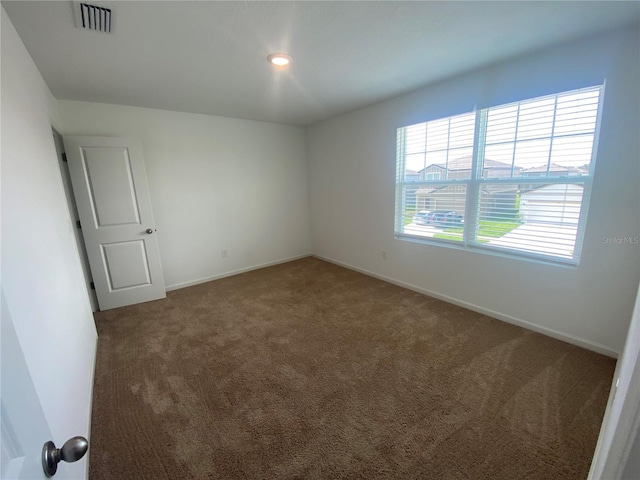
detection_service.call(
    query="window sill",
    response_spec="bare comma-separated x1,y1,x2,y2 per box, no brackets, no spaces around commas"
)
394,232,579,268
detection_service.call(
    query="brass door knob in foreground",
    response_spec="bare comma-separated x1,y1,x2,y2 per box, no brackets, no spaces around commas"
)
146,228,153,234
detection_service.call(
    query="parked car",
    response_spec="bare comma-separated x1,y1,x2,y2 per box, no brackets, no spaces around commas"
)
422,210,464,227
425,210,446,225
413,210,463,227
421,210,450,225
412,210,431,225
437,212,464,227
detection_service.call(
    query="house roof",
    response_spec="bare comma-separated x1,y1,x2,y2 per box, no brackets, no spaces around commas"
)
416,184,517,195
522,163,587,174
521,183,585,195
419,156,517,173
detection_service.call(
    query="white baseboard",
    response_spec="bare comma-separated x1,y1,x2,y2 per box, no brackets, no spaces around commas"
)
313,254,619,359
164,253,312,292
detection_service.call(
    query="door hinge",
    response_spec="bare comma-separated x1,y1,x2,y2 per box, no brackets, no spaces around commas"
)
76,220,81,229
62,153,68,162
90,282,95,290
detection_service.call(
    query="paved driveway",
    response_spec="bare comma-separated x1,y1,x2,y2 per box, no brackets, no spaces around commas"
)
404,223,444,238
487,223,577,258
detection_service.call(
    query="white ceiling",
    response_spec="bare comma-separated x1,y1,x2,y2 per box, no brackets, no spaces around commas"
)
3,1,639,126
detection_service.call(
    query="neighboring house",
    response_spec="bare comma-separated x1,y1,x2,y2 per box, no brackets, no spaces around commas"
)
418,156,521,181
415,158,588,221
415,184,518,219
521,163,589,177
415,157,521,218
520,184,584,225
415,184,467,214
404,169,421,208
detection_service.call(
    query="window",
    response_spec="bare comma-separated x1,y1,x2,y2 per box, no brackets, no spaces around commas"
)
395,85,604,265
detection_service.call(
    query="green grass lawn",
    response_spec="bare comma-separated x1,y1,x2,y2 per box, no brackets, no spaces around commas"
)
403,212,521,242
433,220,520,242
477,220,521,238
432,232,464,242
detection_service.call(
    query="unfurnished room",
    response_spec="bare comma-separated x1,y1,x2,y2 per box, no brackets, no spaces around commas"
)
1,1,640,479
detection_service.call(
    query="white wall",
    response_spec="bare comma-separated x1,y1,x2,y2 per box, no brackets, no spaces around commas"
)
57,101,311,290
1,8,97,478
308,26,640,356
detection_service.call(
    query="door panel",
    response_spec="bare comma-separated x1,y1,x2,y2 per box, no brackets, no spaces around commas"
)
82,147,141,226
102,240,151,289
64,136,166,310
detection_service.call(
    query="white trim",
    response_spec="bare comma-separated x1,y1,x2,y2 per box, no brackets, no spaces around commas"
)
85,336,98,480
164,254,312,292
395,232,580,268
313,254,618,358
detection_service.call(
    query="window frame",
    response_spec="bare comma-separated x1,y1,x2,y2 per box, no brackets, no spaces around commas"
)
394,85,605,266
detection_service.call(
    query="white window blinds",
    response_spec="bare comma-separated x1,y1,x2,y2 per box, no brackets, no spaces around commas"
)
395,85,604,265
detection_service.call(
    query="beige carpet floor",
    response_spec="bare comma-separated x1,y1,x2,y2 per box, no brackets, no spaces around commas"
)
90,257,615,479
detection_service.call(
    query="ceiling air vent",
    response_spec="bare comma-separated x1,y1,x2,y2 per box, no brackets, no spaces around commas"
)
73,2,114,33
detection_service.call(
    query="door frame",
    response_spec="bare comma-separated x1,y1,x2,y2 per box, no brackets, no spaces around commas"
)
52,129,98,312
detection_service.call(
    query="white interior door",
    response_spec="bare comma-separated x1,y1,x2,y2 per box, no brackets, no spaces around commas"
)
1,291,57,480
63,136,166,310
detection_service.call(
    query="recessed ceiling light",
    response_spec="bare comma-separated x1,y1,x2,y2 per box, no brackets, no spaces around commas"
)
267,53,292,67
